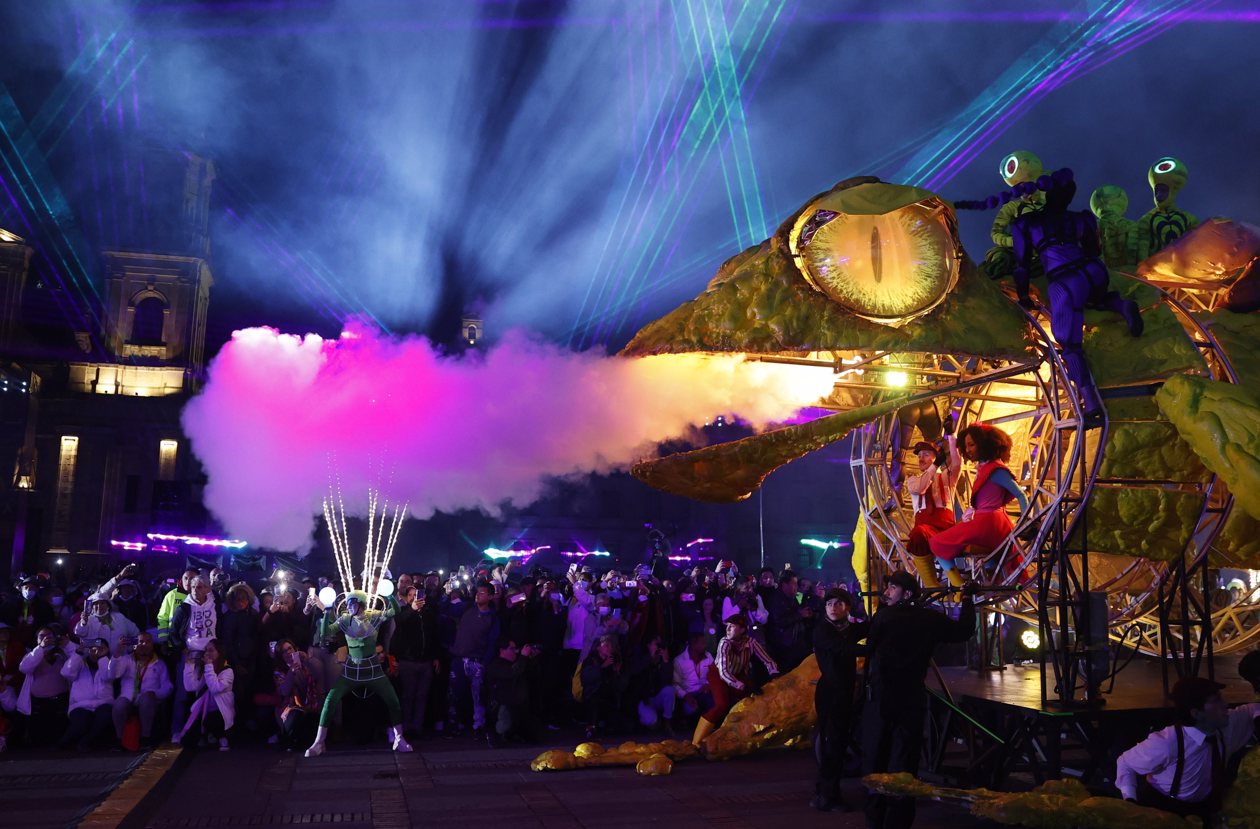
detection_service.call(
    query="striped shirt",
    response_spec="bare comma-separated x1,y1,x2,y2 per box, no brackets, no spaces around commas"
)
715,634,778,690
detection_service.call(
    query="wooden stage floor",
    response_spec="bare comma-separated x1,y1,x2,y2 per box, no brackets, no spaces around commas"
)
935,653,1255,714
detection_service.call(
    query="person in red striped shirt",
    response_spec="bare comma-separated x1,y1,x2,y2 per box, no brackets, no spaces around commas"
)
691,613,779,747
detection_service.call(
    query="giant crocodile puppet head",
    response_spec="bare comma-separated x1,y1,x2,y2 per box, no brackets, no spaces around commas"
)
618,175,1260,569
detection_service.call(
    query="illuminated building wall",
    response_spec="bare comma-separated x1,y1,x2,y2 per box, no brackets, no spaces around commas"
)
0,230,32,355
0,153,220,579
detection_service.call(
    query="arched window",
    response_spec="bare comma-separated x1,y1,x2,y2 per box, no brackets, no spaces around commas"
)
131,296,166,345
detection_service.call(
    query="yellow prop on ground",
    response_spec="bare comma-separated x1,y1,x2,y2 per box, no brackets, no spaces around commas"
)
862,773,1196,829
530,739,698,772
1222,746,1260,829
530,655,821,773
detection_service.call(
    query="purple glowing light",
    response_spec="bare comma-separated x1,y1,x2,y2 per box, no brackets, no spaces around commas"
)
111,540,147,551
684,537,714,548
146,533,248,549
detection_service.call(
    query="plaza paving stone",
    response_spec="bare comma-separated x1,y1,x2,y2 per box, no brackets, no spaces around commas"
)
0,734,1007,828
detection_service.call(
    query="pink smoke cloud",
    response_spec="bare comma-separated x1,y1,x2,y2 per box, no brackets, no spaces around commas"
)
182,325,835,551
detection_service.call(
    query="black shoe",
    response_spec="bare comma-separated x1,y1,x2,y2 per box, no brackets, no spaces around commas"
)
809,795,852,813
1122,299,1144,337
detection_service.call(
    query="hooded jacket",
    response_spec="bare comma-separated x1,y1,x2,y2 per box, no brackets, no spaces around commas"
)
170,593,218,654
74,594,140,653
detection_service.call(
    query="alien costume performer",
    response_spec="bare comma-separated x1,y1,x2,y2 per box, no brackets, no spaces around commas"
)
1137,156,1197,260
305,590,411,757
957,168,1144,418
980,150,1047,281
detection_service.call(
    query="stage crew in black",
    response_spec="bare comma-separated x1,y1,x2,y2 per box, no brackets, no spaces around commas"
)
1115,675,1260,820
812,587,868,813
862,570,977,829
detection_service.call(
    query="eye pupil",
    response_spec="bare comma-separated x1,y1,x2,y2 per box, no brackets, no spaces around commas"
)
870,225,883,284
1006,158,1018,176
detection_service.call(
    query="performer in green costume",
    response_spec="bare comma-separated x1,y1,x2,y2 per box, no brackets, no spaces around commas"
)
980,150,1046,281
1089,184,1137,267
304,588,411,757
1136,156,1197,259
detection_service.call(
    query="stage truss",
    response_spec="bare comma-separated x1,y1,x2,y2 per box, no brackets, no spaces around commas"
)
763,282,1255,700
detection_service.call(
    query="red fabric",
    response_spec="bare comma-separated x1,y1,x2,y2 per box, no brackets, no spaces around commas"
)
928,508,1014,561
701,663,747,726
971,461,1015,509
908,507,956,559
121,713,141,751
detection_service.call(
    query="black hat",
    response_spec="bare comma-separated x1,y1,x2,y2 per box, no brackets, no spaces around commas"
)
887,570,920,595
1239,650,1260,693
1170,676,1225,714
823,587,852,605
911,441,937,455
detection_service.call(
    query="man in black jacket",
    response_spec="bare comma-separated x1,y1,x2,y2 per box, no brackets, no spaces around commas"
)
813,587,868,812
862,570,976,829
391,585,439,742
766,572,811,672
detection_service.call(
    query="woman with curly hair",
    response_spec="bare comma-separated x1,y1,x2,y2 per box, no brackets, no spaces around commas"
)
928,423,1028,586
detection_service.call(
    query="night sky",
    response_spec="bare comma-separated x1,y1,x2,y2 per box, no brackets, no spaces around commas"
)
2,0,1258,356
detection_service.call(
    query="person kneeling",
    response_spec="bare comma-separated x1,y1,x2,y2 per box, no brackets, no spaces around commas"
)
692,614,778,747
175,639,234,751
1116,676,1260,821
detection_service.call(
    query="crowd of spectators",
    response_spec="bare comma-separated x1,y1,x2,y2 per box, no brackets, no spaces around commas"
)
0,557,858,757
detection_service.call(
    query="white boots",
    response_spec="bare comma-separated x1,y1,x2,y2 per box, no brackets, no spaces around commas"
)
306,724,411,757
388,725,413,753
304,726,328,758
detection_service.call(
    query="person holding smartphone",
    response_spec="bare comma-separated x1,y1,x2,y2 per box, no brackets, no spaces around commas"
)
111,632,171,748
390,586,438,744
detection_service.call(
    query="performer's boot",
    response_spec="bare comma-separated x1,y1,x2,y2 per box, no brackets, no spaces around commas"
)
946,567,967,588
304,726,328,758
692,717,717,748
1121,299,1144,337
388,725,413,753
911,555,940,588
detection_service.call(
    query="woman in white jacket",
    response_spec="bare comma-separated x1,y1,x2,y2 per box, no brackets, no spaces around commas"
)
176,638,234,751
17,626,72,746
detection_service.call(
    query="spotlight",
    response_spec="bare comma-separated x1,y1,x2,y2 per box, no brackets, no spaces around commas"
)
884,370,909,388
1020,628,1041,650
56,557,65,566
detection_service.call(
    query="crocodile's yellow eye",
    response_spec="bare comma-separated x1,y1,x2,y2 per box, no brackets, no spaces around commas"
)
789,184,960,327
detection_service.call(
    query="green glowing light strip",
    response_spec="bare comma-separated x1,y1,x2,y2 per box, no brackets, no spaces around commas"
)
697,0,767,245
0,87,103,320
45,49,150,157
567,10,731,348
570,0,781,349
898,0,1194,186
578,0,784,348
28,28,127,144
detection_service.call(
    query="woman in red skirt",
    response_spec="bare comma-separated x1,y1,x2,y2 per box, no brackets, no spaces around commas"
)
691,613,779,746
929,423,1028,586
